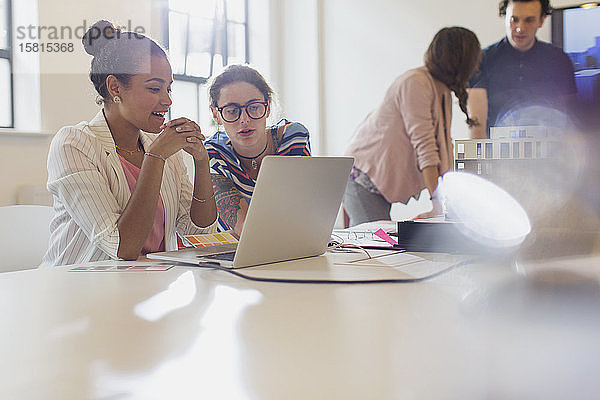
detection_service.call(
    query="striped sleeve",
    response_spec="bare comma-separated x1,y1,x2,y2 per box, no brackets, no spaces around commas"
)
206,139,256,198
275,121,311,156
206,143,252,231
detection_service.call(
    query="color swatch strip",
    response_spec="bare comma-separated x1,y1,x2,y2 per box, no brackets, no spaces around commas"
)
183,232,238,248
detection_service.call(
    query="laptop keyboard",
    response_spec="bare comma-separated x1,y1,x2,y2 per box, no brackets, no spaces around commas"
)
197,252,236,262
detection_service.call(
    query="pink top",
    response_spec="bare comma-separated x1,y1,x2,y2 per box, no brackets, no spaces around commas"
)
118,154,166,254
345,67,454,204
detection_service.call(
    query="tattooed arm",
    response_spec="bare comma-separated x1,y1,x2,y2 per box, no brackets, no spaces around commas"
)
211,173,249,237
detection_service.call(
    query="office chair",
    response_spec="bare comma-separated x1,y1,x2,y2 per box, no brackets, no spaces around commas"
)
0,205,53,272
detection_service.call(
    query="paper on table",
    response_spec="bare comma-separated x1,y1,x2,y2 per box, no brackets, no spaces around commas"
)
237,251,468,281
331,228,392,248
412,215,453,223
333,252,469,280
70,264,174,272
351,220,397,232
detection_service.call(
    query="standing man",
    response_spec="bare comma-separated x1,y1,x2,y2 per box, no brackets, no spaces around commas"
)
468,0,576,138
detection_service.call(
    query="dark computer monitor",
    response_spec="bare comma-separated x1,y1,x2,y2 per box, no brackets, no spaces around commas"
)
552,4,600,125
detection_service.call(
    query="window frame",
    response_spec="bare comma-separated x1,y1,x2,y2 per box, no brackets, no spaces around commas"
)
163,0,249,121
0,0,14,128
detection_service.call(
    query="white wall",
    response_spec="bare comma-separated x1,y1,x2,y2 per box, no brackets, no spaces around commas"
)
318,0,506,154
268,0,323,154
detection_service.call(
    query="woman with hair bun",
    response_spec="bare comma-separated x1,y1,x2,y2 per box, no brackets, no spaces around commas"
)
343,27,481,226
41,20,217,266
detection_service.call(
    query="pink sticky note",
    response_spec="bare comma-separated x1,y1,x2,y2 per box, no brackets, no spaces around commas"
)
374,228,398,246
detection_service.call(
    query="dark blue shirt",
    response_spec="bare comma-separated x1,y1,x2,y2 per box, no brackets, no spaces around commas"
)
470,37,576,135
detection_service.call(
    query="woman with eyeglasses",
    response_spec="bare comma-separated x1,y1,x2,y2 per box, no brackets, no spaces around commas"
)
205,64,311,235
343,27,481,226
41,21,217,266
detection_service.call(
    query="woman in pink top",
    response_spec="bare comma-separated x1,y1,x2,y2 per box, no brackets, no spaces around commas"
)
42,21,217,266
344,27,481,226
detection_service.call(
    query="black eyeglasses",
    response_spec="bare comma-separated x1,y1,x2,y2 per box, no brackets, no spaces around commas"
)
217,101,268,123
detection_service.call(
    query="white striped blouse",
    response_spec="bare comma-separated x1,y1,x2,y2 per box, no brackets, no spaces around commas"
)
40,110,217,267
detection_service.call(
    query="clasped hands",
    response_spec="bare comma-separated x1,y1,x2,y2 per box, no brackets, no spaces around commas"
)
148,117,208,162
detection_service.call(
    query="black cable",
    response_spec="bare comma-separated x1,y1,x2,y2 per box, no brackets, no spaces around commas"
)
197,257,477,284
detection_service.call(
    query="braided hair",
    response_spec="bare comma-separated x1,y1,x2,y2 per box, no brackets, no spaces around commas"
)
424,27,481,127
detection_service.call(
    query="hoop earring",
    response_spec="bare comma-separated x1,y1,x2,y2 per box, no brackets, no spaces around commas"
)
113,96,122,104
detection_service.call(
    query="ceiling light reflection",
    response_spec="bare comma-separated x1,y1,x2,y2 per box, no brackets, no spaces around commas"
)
134,271,197,322
133,286,262,398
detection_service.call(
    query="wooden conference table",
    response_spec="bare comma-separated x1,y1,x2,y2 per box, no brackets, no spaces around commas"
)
2,248,600,399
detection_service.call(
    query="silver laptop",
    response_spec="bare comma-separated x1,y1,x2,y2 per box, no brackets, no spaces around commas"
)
148,156,354,268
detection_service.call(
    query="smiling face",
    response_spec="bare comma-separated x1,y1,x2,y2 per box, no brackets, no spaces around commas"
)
505,0,546,52
211,81,271,150
116,55,173,133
